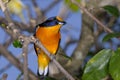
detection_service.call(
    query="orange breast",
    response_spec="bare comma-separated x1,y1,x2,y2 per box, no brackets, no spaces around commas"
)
35,25,61,54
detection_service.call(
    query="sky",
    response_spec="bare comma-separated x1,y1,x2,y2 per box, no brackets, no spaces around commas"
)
0,0,81,80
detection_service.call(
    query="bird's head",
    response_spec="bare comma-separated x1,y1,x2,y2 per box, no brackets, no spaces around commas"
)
39,16,66,27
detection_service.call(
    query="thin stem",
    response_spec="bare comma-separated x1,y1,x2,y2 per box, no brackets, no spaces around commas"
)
22,40,29,80
0,0,13,23
0,44,39,80
2,73,8,80
0,1,39,79
71,0,113,33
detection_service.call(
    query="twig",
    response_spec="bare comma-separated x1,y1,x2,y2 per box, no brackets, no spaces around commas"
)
3,38,12,48
0,0,6,12
0,0,20,36
2,73,8,80
0,1,37,79
22,37,29,80
0,0,11,23
0,47,34,75
0,44,39,80
30,36,75,80
32,0,44,23
1,17,75,80
70,0,113,33
16,72,23,80
0,1,29,79
0,0,75,79
0,17,34,33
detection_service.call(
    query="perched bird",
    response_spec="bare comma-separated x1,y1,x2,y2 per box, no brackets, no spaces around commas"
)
34,16,66,76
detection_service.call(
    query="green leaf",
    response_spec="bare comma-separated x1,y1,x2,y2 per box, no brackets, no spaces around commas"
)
64,0,80,12
13,40,22,48
103,5,120,17
0,23,6,27
102,33,120,42
109,48,120,80
82,49,113,80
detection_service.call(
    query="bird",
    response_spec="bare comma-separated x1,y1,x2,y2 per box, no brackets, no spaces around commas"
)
34,16,66,76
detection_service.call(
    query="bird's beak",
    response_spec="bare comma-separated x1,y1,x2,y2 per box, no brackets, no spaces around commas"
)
58,21,66,25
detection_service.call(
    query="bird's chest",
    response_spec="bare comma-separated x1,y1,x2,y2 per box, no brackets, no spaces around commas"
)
35,28,60,54
40,34,60,46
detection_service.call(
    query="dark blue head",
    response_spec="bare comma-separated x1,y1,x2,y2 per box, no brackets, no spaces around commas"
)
38,16,66,27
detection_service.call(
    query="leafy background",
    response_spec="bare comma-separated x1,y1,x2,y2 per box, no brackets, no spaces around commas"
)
0,0,120,80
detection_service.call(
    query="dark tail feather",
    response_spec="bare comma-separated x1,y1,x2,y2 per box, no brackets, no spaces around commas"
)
37,69,49,80
37,69,45,80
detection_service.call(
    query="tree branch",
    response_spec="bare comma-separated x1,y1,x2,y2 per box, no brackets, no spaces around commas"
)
0,44,39,80
0,1,75,79
30,36,75,80
0,0,11,23
2,73,7,80
70,0,113,33
0,47,34,75
22,37,29,80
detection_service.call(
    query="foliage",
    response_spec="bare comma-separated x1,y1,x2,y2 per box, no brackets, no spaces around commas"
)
0,0,120,80
64,0,81,12
0,23,6,28
103,5,120,17
82,48,120,80
13,40,22,48
82,49,112,80
109,48,120,80
2,0,25,22
102,33,120,42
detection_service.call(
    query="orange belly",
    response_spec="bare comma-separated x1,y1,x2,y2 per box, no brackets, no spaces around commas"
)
34,25,61,75
35,26,61,54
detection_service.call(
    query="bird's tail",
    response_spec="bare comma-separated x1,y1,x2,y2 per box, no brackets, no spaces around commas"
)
37,52,50,76
38,65,49,76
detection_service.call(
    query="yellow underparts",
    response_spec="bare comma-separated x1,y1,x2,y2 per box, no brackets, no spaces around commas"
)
38,51,50,70
35,25,61,73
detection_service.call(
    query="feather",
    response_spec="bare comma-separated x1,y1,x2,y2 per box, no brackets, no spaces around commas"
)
38,65,48,76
